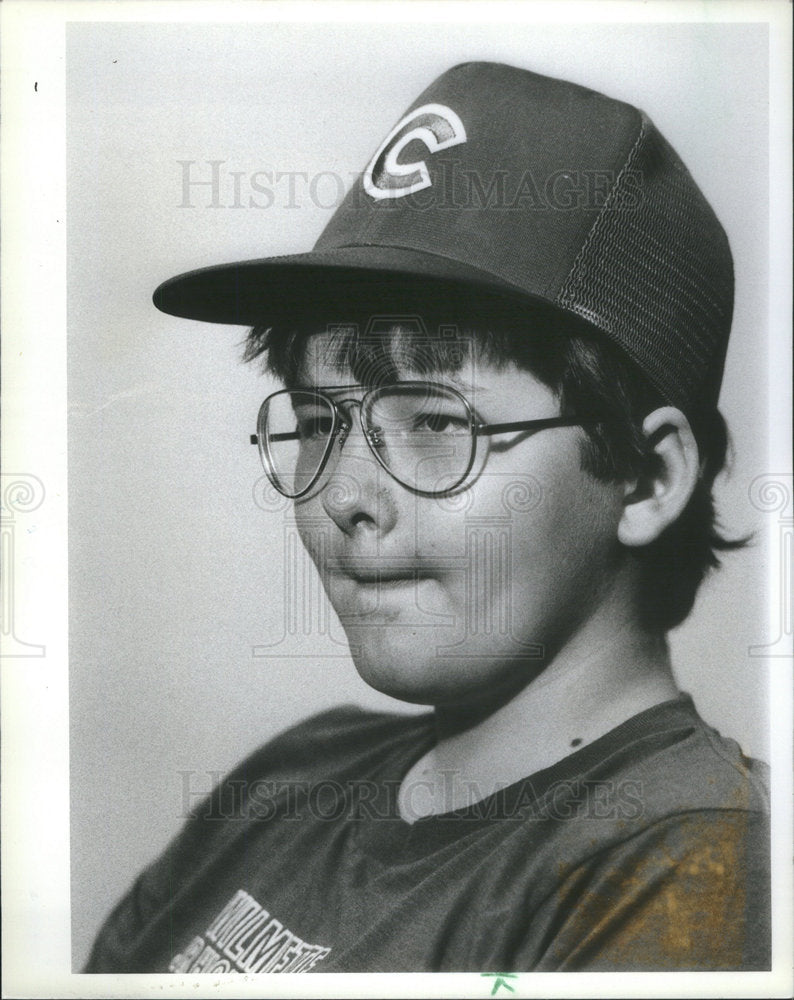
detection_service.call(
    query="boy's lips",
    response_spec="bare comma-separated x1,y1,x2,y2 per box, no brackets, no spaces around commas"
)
328,566,443,622
322,558,439,586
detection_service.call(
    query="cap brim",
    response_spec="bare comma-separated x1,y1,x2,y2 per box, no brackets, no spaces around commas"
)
152,246,543,326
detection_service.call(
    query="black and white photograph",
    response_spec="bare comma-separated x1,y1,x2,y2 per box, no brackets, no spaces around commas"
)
2,2,792,997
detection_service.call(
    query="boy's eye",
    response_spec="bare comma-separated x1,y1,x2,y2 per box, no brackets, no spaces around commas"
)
412,410,470,434
296,413,334,440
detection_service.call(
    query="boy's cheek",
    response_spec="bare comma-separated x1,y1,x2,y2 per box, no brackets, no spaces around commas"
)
292,506,327,565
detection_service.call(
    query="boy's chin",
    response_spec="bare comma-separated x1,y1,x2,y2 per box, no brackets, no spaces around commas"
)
344,624,535,708
347,638,447,705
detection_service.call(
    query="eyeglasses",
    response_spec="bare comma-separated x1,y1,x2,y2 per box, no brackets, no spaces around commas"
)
251,381,598,499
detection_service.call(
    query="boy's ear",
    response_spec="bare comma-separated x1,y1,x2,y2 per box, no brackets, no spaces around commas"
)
617,407,700,548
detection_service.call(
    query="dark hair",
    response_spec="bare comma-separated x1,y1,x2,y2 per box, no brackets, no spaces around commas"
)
244,295,746,633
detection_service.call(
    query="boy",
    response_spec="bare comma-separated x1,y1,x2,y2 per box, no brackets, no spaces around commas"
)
86,62,769,973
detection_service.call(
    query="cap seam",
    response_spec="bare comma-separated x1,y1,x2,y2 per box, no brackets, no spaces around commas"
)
554,113,650,305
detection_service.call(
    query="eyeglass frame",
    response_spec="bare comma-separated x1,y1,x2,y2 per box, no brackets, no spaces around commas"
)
250,381,602,499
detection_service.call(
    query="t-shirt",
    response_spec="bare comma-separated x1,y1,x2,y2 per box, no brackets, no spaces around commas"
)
85,694,770,973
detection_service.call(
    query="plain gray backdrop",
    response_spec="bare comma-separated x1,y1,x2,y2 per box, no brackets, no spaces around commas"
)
68,20,772,970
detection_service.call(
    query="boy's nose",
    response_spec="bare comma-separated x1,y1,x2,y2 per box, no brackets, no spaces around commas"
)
321,421,397,536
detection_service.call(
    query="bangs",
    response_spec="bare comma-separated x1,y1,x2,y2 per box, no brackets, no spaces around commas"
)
242,297,584,390
247,318,504,387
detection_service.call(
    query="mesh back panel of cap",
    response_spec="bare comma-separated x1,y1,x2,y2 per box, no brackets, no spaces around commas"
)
556,116,733,413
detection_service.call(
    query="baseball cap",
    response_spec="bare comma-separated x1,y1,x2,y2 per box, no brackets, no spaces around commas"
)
153,62,734,413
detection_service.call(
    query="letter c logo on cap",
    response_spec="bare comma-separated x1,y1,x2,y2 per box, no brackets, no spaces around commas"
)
363,103,467,201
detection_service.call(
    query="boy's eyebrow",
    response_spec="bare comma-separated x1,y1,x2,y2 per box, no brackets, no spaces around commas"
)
443,374,490,394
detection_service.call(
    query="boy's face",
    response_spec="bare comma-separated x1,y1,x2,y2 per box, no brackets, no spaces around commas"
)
291,331,628,710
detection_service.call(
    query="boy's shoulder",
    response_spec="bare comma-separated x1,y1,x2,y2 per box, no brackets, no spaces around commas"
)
511,695,769,848
601,695,769,820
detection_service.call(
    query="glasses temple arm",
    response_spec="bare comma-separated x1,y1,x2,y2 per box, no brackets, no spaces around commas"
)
250,431,302,445
474,416,601,436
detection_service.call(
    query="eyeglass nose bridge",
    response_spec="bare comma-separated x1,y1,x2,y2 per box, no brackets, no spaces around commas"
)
329,396,384,462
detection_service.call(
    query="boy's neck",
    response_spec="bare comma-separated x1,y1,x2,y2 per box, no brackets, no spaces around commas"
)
398,611,678,822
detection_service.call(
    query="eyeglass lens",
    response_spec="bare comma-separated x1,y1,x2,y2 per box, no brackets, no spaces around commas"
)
260,384,475,497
